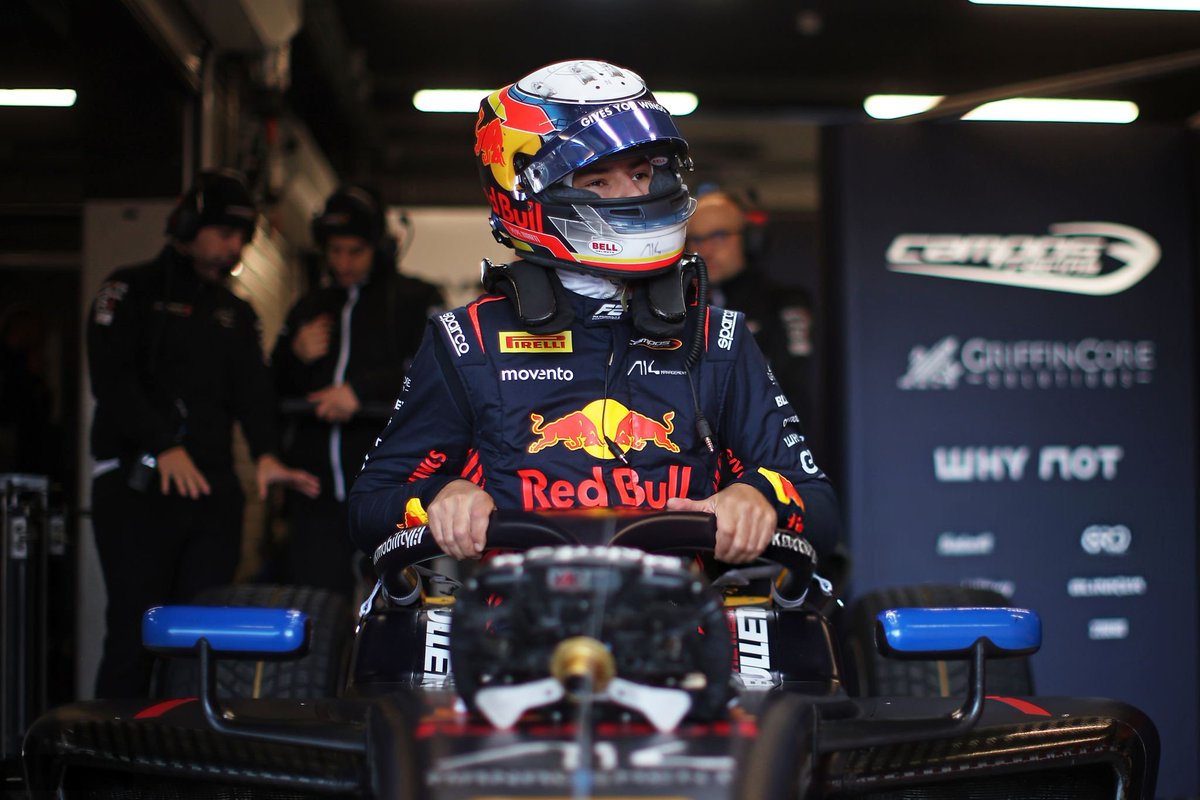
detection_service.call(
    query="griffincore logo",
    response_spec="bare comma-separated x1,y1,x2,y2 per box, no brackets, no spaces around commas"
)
898,335,1155,390
885,222,1159,296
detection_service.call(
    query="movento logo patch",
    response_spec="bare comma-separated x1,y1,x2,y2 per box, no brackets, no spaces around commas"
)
886,222,1159,296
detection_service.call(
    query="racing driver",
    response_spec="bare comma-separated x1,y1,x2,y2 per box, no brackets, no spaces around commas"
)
349,60,840,572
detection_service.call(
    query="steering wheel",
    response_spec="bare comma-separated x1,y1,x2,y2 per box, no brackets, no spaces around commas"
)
371,509,578,601
609,511,820,604
449,538,733,725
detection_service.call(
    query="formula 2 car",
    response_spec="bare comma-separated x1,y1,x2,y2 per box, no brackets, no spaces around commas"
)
21,510,1159,798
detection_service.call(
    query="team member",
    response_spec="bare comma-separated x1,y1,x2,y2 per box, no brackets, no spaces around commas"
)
272,186,444,599
349,60,839,573
87,169,319,697
686,189,816,433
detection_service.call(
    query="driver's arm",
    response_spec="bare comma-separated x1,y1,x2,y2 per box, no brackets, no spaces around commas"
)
714,313,842,562
349,324,484,555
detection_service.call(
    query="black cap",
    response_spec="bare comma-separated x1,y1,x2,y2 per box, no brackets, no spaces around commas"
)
167,169,257,242
311,186,384,248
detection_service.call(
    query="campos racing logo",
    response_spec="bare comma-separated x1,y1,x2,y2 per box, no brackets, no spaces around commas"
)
528,400,678,457
898,336,1155,391
886,222,1160,296
1081,524,1131,555
439,312,470,356
499,331,572,353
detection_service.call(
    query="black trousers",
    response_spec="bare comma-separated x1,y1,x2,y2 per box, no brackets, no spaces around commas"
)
91,468,243,698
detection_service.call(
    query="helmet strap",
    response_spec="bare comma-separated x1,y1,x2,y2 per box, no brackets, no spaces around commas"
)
482,259,576,333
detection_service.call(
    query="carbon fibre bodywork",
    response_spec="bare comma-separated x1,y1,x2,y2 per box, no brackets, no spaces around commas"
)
21,511,1159,798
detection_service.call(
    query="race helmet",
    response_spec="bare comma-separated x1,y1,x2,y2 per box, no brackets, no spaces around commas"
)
474,60,696,278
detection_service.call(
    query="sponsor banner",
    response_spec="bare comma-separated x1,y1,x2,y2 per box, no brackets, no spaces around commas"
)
830,123,1197,795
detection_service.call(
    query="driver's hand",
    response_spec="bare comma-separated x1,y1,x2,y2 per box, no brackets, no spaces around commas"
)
427,479,495,560
667,483,775,563
156,445,211,499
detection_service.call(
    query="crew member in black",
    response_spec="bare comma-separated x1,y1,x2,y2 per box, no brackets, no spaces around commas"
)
272,186,444,599
686,189,815,431
87,170,319,698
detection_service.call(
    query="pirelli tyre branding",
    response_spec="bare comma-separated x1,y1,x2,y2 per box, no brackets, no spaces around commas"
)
885,222,1160,296
499,331,573,354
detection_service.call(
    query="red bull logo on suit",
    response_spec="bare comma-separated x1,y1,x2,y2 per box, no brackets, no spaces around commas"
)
528,400,677,457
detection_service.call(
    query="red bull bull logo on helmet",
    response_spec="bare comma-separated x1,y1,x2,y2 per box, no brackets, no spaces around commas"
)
475,87,554,192
528,400,678,458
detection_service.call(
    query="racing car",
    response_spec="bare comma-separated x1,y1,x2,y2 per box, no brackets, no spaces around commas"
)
21,510,1159,798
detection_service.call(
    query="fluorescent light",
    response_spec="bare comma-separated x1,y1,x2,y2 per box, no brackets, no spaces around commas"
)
962,97,1139,122
864,94,944,119
0,89,77,107
655,92,699,116
413,89,490,113
413,89,699,116
971,0,1200,9
864,93,1138,122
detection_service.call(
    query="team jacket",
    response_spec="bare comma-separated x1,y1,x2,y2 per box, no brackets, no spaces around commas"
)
348,283,841,559
87,246,280,473
272,263,444,502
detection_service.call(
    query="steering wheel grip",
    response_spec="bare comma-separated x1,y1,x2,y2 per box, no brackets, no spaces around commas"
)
609,511,819,579
372,509,579,594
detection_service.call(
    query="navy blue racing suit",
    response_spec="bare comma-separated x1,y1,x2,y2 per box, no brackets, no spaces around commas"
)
349,277,840,559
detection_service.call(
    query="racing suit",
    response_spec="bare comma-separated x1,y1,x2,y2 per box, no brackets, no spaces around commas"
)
271,260,443,597
87,245,281,697
349,273,840,561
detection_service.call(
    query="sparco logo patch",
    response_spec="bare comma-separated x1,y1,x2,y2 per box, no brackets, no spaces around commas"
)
499,331,573,353
898,335,1155,391
439,312,470,356
886,222,1159,296
717,309,737,350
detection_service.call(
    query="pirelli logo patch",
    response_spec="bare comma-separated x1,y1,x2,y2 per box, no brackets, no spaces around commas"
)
499,331,573,354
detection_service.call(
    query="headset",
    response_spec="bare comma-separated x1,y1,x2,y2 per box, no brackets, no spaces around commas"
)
166,168,254,242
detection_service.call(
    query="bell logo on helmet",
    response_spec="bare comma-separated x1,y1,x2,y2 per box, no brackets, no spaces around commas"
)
590,240,623,255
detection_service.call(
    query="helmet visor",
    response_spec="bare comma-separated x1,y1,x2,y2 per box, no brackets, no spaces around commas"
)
522,101,686,194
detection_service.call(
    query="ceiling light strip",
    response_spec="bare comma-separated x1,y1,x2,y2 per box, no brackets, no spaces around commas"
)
0,89,77,107
971,0,1200,10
